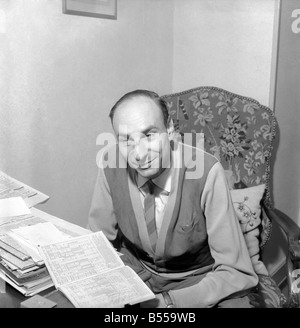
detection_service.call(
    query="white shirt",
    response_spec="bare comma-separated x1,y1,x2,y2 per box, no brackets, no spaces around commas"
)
136,166,172,235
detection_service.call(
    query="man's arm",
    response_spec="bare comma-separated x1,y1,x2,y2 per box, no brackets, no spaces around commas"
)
87,167,118,241
168,162,258,308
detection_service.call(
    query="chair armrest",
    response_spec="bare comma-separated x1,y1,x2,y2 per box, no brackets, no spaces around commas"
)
263,206,300,260
264,206,300,307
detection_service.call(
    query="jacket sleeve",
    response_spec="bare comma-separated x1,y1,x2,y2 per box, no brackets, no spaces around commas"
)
169,162,258,307
87,167,118,242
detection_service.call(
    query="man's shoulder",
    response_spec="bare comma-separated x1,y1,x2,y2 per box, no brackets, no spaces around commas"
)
179,142,219,167
175,142,220,181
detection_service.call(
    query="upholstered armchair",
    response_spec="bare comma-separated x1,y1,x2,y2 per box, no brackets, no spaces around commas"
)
162,86,300,308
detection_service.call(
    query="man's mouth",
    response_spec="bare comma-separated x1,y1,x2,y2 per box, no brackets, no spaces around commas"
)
138,157,157,169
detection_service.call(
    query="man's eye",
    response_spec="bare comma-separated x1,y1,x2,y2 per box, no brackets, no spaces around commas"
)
119,139,128,144
146,132,154,137
119,139,134,146
146,132,158,139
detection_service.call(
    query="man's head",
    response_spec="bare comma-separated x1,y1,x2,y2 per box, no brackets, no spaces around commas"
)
109,90,171,179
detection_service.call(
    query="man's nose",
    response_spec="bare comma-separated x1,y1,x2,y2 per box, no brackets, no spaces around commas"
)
134,140,148,162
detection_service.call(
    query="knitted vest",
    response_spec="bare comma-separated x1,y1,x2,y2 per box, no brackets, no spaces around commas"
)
104,143,218,273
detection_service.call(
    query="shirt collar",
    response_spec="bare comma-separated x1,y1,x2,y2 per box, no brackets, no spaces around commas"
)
136,166,172,193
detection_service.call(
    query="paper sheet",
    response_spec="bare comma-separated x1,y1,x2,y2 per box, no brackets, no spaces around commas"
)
11,222,71,247
60,266,155,308
39,231,124,287
0,197,31,218
39,231,155,308
30,207,91,238
0,271,53,296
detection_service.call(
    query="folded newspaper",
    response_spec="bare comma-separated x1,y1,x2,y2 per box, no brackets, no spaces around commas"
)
0,170,49,208
39,231,155,308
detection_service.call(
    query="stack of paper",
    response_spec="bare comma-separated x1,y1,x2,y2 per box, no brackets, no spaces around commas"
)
0,170,152,307
0,209,91,296
0,197,52,296
0,247,53,297
0,172,91,297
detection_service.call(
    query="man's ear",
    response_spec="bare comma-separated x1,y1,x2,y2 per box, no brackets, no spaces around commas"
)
167,116,175,140
167,116,181,151
167,116,181,142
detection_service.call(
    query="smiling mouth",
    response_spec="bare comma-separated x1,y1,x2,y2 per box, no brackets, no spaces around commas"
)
138,158,157,169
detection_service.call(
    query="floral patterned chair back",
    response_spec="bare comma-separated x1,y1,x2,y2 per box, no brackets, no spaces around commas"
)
162,86,275,250
162,86,300,308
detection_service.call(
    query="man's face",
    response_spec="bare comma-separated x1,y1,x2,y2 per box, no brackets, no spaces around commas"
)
112,97,171,179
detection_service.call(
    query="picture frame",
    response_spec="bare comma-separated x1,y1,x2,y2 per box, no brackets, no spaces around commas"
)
62,0,117,20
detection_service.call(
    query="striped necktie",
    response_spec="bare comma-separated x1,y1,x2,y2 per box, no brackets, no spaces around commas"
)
143,180,157,251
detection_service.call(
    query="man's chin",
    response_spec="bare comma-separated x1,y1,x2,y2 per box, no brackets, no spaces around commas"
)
128,160,159,172
136,167,161,179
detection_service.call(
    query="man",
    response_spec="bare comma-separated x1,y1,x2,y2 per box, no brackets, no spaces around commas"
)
88,90,258,308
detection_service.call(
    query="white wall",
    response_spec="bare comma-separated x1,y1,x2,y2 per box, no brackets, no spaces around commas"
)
0,0,174,227
172,0,276,108
0,0,279,234
261,0,300,277
272,0,300,226
172,0,285,275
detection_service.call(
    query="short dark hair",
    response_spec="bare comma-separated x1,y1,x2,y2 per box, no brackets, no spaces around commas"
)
109,89,169,127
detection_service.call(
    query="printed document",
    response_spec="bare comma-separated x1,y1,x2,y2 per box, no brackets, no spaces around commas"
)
0,208,92,296
39,231,155,308
0,170,49,208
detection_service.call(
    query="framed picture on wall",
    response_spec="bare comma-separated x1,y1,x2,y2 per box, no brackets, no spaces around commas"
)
62,0,117,20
